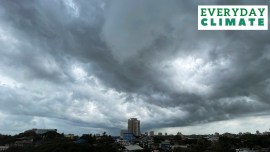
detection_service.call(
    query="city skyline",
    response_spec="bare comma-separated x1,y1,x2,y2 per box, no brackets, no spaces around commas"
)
1,0,270,136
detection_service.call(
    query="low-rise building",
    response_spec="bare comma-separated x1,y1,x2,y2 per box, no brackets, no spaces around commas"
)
145,132,148,136
124,145,143,151
120,130,129,138
65,134,75,139
207,136,219,142
235,148,257,152
0,145,9,151
172,145,189,150
123,132,135,141
14,137,33,147
160,141,171,151
263,132,270,135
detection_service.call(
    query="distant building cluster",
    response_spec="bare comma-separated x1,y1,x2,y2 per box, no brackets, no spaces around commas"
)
120,118,180,139
116,119,270,151
0,124,270,152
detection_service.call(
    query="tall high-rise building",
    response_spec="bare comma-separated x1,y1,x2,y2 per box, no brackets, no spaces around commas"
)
128,118,140,136
149,131,154,136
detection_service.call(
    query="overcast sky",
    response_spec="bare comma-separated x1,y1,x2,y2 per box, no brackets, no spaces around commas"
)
0,0,270,135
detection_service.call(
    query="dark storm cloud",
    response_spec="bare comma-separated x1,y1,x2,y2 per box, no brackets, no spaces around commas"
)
0,0,270,134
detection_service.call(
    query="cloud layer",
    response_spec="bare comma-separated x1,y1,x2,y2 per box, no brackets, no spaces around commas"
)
0,0,270,135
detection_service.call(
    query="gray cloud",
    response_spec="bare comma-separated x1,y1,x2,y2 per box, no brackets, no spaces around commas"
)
0,0,270,135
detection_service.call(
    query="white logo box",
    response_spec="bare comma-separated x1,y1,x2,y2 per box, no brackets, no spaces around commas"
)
198,5,268,30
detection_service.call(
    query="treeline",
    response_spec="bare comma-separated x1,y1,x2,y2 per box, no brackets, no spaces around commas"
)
172,134,270,152
5,141,118,152
0,131,119,152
